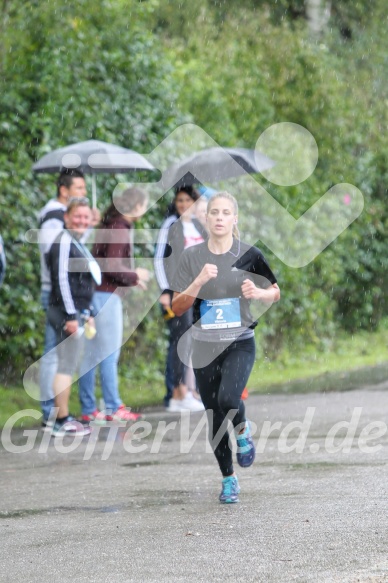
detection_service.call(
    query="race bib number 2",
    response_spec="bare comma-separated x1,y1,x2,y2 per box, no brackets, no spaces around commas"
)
200,298,241,329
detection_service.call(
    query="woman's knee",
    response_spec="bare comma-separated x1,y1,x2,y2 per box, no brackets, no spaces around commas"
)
218,392,241,413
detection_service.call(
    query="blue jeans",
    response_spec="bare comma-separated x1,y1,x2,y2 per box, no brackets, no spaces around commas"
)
39,289,57,420
78,291,123,415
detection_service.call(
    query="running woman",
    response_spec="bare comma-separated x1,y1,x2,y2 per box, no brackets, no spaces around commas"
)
172,192,280,503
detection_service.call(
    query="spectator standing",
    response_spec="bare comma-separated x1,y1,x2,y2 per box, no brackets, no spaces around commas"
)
194,196,209,229
47,196,100,436
78,187,150,423
154,186,207,412
38,169,88,429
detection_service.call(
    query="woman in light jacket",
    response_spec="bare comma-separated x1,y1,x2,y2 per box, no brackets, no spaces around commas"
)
154,186,208,412
78,187,150,423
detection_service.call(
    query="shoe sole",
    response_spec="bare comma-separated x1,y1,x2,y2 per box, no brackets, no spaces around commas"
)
166,407,205,413
104,414,144,423
219,483,240,504
236,422,255,467
237,449,255,468
51,428,92,437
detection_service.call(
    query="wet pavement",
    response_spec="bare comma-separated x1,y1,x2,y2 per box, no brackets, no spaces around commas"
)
1,385,388,583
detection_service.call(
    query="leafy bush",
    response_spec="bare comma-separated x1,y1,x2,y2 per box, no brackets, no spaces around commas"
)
0,0,185,382
0,0,386,383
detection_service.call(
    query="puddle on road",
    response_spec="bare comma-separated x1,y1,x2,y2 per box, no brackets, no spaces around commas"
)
0,489,195,519
99,506,121,513
0,504,126,519
0,426,153,451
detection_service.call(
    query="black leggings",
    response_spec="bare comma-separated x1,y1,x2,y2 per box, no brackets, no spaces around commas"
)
193,337,256,477
165,309,192,389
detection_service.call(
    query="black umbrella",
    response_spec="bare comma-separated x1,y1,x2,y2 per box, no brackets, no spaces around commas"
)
32,139,155,207
168,147,275,189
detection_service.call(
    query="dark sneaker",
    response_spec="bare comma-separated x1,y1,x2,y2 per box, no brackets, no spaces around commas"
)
235,420,255,468
51,417,92,437
219,475,240,504
41,418,54,432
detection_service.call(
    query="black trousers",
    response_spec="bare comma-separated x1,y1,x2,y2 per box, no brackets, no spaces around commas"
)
164,309,192,405
193,337,256,477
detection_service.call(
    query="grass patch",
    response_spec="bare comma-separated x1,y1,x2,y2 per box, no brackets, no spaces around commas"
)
0,376,166,430
1,326,388,429
249,326,388,393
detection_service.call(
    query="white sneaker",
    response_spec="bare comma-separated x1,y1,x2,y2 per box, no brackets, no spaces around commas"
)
180,396,205,412
166,397,205,412
166,399,182,412
185,392,206,410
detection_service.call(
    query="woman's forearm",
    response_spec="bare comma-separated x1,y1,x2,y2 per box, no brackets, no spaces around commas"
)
172,279,203,316
172,264,219,316
262,283,280,303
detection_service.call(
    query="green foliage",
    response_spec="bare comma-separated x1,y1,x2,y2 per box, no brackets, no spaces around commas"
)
0,0,185,381
151,0,388,349
3,318,388,428
119,304,166,405
0,0,387,384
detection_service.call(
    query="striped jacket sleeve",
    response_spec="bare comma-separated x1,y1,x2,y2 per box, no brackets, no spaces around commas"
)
58,231,77,317
154,215,177,292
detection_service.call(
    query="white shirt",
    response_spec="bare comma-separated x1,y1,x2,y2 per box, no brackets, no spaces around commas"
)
182,220,204,249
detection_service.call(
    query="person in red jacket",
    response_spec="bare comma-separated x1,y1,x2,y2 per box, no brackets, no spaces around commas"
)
78,187,150,423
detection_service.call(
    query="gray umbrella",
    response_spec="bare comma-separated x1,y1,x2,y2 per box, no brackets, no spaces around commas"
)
32,139,155,207
168,147,275,189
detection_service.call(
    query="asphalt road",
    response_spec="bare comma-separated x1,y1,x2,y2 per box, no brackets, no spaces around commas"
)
1,385,388,583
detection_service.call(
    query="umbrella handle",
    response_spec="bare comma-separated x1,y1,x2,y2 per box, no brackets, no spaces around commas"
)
91,174,97,209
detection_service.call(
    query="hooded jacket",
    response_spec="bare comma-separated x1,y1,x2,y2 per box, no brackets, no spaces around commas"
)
38,199,67,291
154,215,207,296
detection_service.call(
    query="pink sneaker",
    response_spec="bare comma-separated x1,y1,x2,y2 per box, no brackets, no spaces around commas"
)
106,405,144,423
81,410,106,425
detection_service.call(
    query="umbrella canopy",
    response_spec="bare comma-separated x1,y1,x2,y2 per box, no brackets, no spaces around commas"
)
32,139,154,174
32,139,155,207
169,147,275,189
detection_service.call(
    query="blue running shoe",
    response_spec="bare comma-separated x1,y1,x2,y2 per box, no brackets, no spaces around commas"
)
219,475,240,504
235,420,255,467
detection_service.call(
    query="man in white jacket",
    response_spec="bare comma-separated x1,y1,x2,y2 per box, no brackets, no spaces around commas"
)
38,169,87,429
